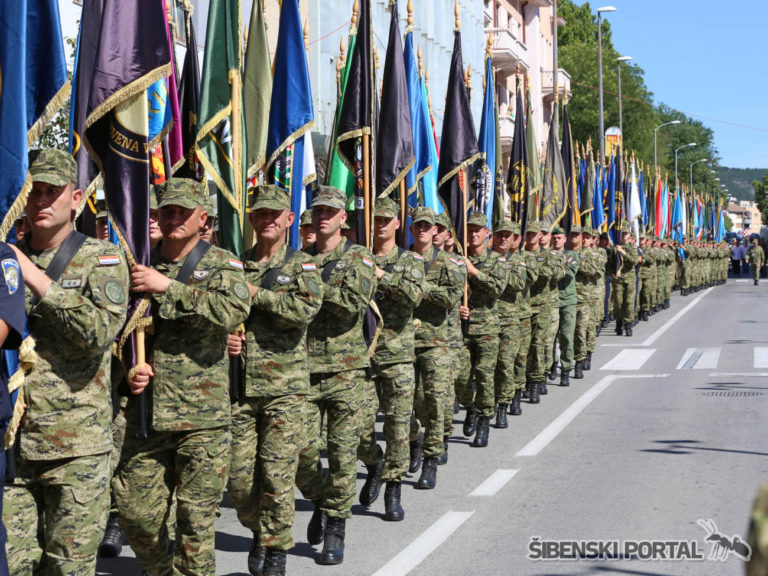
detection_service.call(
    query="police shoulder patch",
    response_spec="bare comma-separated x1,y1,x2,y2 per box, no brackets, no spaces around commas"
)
1,259,20,295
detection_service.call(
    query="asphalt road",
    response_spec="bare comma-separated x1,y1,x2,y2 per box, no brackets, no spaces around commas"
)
98,276,767,576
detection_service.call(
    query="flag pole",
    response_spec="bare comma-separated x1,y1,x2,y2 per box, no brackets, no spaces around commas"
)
363,133,371,248
230,69,243,232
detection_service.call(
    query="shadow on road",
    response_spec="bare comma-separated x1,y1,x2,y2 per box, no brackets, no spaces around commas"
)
640,439,768,457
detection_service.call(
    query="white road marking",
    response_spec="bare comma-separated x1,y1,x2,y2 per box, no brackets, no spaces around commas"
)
372,511,474,576
677,348,720,370
641,287,713,346
754,347,768,369
469,469,520,497
600,348,656,371
736,279,749,283
516,374,669,457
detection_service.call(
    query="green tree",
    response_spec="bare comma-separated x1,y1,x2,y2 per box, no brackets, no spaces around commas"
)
753,173,768,223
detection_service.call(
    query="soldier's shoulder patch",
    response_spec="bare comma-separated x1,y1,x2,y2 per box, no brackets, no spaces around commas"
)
233,281,250,300
104,279,126,305
393,264,405,273
412,253,424,261
301,262,317,271
308,279,321,296
229,259,244,270
498,256,506,262
361,277,372,295
98,255,120,266
61,275,82,289
362,257,374,268
276,274,291,285
411,268,423,279
1,258,20,295
193,270,210,280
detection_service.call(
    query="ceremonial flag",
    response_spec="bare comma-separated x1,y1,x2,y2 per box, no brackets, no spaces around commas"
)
437,22,480,249
176,14,203,181
336,0,374,245
266,0,315,250
640,169,648,231
0,0,70,235
526,82,542,220
196,0,245,257
244,0,272,181
540,105,567,231
654,176,663,237
591,160,605,233
475,54,498,230
716,204,725,242
606,157,617,243
326,27,356,199
421,75,440,213
628,160,642,244
661,181,670,238
507,76,529,230
671,191,684,243
560,101,579,232
582,148,595,226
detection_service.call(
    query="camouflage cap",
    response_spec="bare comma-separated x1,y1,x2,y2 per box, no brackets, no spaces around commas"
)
510,222,522,235
526,221,541,234
551,226,567,235
299,209,312,226
374,197,398,218
28,148,77,187
311,186,346,210
434,211,451,229
249,184,290,211
568,225,582,235
467,211,488,228
582,226,595,237
411,206,436,226
493,220,516,234
618,221,630,232
157,178,206,210
201,189,215,215
149,188,158,211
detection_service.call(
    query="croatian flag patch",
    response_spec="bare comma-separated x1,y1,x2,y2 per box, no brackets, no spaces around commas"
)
301,263,317,271
362,258,373,268
98,255,120,266
229,259,244,270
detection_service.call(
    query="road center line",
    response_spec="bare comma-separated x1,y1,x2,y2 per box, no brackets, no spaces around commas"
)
469,469,519,497
371,511,474,576
641,287,713,346
516,374,669,457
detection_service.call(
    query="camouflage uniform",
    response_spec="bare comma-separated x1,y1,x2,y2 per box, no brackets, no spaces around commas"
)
494,245,528,403
638,238,656,315
457,245,507,419
295,237,377,519
228,223,323,552
514,250,539,391
114,180,250,576
575,243,601,363
4,149,129,576
545,249,566,374
527,244,560,384
608,236,640,327
556,240,580,372
747,242,765,284
357,240,424,482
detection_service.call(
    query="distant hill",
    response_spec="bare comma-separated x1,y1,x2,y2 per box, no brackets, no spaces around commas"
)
718,167,767,201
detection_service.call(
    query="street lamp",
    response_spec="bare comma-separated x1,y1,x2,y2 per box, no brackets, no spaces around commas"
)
597,6,616,162
617,55,632,159
674,143,696,193
654,120,681,175
690,158,710,194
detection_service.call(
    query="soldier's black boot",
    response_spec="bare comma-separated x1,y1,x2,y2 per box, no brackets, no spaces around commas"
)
384,481,404,522
641,310,649,321
495,403,508,428
547,362,558,381
528,381,540,404
510,389,522,415
247,534,266,576
560,370,570,387
307,503,326,545
98,513,124,558
437,436,449,465
539,380,548,395
472,416,490,447
416,458,438,489
453,399,460,414
624,324,633,337
408,434,423,473
359,459,384,506
573,361,584,379
462,406,477,437
319,517,345,565
615,320,623,335
585,352,592,370
262,548,287,576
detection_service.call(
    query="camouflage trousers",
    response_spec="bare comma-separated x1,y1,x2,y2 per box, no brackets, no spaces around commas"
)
639,275,655,311
494,319,520,404
514,314,532,389
527,308,549,382
358,362,415,481
457,333,500,418
443,349,462,437
611,277,636,324
228,394,305,550
5,452,110,576
557,304,576,371
296,370,365,519
588,289,600,353
545,303,560,372
574,300,591,363
114,426,230,576
409,347,451,459
109,409,127,514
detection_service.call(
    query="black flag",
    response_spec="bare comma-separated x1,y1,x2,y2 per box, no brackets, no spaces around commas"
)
561,101,579,235
506,76,528,232
176,14,202,181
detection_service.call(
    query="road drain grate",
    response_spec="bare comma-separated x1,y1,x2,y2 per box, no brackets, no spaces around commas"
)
702,391,764,397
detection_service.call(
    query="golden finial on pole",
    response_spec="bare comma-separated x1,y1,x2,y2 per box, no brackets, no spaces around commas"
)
375,46,381,72
454,0,461,31
351,0,359,27
417,44,423,77
407,0,414,28
426,68,430,90
340,35,346,66
303,19,309,52
516,58,521,78
486,33,493,59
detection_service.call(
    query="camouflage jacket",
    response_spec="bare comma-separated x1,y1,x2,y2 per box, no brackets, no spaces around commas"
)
446,254,468,349
576,248,602,301
20,235,128,461
748,245,765,266
139,244,250,432
608,243,639,281
557,250,580,307
373,245,425,365
516,250,539,318
547,250,567,304
305,240,377,373
241,244,323,397
528,247,554,311
466,247,507,336
638,246,657,278
413,246,465,349
496,250,529,326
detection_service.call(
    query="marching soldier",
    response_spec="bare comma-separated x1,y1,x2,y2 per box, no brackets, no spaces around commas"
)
747,238,765,285
554,226,579,385
4,149,129,574
608,224,640,336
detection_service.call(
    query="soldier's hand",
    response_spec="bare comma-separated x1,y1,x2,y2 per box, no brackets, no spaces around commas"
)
227,332,245,356
129,364,154,395
7,243,52,299
130,264,171,294
464,259,479,277
375,266,386,280
459,305,471,320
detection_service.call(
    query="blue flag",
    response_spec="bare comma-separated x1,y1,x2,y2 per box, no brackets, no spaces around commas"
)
421,78,440,213
592,161,605,233
266,0,315,249
640,170,647,230
0,0,69,236
607,157,617,244
476,56,497,228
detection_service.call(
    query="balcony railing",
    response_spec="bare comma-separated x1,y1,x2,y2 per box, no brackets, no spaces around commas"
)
486,26,528,74
541,68,571,100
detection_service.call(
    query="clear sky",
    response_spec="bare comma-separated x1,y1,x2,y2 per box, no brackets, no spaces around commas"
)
573,0,767,169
